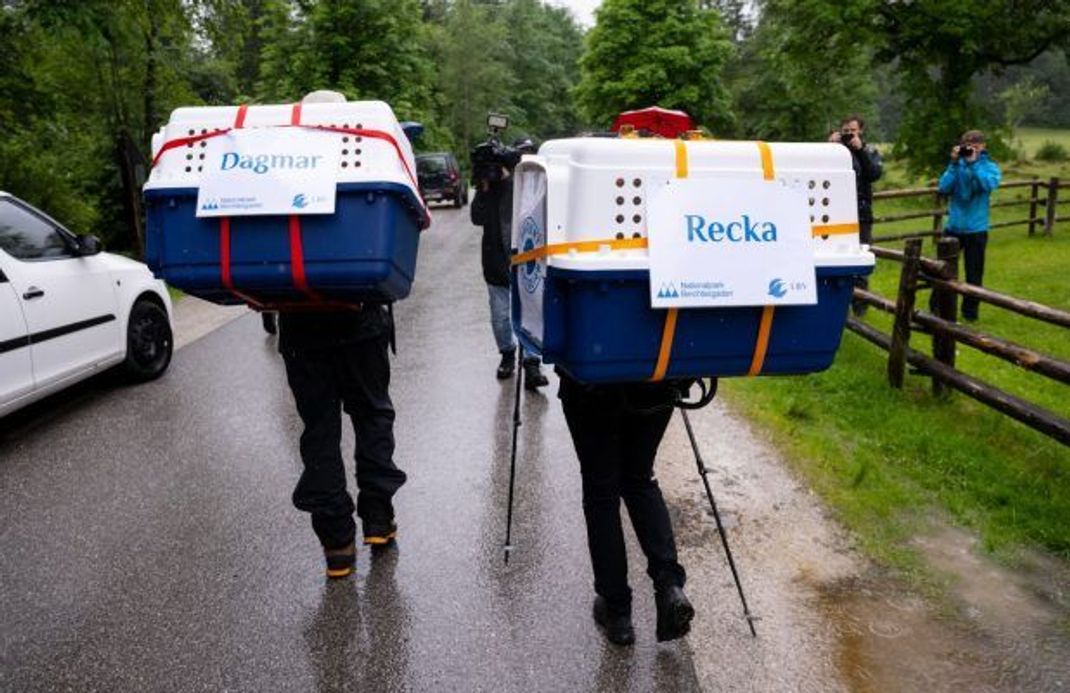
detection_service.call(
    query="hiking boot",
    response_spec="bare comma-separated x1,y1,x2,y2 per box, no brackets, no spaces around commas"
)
363,519,398,546
324,542,356,579
593,596,635,646
523,358,549,391
497,349,516,379
655,585,694,642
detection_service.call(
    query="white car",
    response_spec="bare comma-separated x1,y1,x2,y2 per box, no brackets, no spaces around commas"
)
0,192,174,417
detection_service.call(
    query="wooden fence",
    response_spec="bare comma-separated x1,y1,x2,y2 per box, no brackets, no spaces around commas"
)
870,177,1066,243
846,236,1070,446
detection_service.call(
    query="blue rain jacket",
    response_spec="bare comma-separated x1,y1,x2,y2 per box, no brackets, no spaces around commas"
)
937,152,1002,233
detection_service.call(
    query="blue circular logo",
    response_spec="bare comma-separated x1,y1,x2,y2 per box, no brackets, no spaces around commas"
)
519,216,544,294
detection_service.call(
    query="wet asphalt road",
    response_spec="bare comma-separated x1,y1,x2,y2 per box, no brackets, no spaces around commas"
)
0,206,707,692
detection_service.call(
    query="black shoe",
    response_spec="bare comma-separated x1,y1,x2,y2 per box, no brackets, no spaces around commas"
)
593,596,635,646
363,519,398,546
655,585,694,642
523,359,549,391
324,541,356,579
497,350,516,379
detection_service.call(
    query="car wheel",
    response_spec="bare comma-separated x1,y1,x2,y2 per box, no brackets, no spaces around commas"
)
123,300,173,382
261,311,278,334
453,191,463,209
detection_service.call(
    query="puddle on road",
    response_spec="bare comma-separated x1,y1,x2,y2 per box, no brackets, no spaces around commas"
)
816,527,1070,693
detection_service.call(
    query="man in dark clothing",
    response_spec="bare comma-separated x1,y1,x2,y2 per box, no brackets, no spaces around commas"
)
473,142,548,390
558,372,695,645
829,115,883,315
278,306,406,579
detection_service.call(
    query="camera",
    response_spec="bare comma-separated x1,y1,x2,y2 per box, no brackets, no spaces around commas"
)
839,131,855,145
470,113,521,186
957,145,974,157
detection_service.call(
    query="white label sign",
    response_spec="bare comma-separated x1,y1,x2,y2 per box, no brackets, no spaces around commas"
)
196,128,339,217
648,178,817,308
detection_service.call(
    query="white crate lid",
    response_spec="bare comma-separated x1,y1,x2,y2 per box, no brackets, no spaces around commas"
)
515,137,874,270
144,99,427,224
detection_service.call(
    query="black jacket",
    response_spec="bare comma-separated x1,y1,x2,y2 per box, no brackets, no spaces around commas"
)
850,143,883,223
476,180,513,287
277,304,391,352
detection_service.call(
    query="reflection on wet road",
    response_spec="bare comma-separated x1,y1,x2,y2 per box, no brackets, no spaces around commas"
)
0,207,702,691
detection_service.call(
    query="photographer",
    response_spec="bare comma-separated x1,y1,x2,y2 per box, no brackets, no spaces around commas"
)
828,115,883,315
470,129,548,389
937,130,1001,321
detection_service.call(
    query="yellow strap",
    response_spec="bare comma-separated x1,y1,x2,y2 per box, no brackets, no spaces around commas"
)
650,308,679,382
748,305,776,376
510,237,648,265
756,141,775,180
512,221,858,264
811,222,859,237
746,141,777,376
649,140,691,382
674,140,689,178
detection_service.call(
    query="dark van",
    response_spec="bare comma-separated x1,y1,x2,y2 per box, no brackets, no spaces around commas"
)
416,152,468,208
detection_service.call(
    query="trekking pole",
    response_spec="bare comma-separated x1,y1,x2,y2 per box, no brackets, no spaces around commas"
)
679,408,758,637
503,345,524,564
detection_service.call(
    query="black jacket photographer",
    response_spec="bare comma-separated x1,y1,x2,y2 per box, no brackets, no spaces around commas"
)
469,137,548,388
828,115,883,245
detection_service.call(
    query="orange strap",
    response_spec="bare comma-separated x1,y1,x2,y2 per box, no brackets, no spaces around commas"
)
747,141,778,376
812,222,859,237
748,306,776,376
650,308,679,382
648,140,690,382
511,236,647,265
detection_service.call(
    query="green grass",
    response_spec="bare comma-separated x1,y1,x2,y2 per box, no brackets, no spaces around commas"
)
723,131,1070,572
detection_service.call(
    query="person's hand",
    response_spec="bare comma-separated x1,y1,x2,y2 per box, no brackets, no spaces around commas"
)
848,134,862,150
965,148,979,163
828,131,840,143
950,145,960,162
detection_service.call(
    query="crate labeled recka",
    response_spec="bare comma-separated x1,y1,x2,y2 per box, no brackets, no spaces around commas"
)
510,137,875,383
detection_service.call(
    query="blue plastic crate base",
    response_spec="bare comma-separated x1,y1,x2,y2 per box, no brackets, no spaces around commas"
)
515,264,871,383
144,183,421,305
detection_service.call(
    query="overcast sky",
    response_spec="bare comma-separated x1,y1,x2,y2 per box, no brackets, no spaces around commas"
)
548,0,600,28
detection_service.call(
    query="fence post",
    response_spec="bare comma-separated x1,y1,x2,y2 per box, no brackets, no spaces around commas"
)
1028,176,1040,236
931,179,944,247
931,237,960,397
1044,177,1059,236
888,238,922,389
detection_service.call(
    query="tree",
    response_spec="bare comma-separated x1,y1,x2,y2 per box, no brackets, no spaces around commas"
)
999,77,1050,150
499,0,585,140
9,0,199,253
575,0,735,133
432,0,515,157
729,0,877,141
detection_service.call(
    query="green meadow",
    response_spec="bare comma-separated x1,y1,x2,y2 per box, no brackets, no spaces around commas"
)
722,127,1070,577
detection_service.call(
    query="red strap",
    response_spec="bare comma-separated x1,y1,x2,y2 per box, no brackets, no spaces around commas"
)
308,124,430,227
151,129,230,168
218,217,264,308
234,104,249,128
290,102,302,125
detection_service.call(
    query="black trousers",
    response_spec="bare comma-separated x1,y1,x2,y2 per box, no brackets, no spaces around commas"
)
947,231,988,319
559,375,686,613
282,336,406,549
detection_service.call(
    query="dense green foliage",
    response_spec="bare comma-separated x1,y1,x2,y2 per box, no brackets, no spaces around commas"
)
575,0,734,132
2,0,1068,248
0,0,584,251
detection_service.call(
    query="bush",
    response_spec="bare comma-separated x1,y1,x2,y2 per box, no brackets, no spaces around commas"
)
1035,140,1069,162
